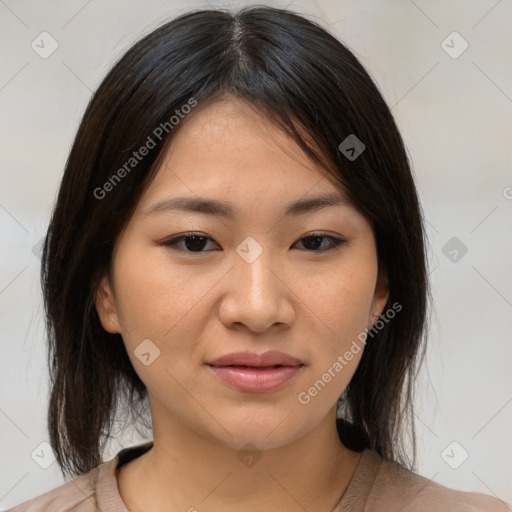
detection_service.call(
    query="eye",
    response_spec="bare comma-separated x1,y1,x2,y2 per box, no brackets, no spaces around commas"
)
293,232,346,252
161,231,346,254
161,233,219,253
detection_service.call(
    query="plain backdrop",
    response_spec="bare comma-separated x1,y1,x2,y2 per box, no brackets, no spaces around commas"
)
1,0,511,509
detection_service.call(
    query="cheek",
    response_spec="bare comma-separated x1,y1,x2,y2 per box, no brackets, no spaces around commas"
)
294,261,376,391
110,247,209,397
296,262,377,341
111,242,222,356
295,280,369,410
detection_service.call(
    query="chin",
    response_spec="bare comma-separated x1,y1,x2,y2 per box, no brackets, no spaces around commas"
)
203,413,307,452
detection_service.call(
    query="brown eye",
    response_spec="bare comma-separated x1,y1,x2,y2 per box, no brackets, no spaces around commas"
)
162,233,219,253
161,231,346,254
294,233,346,252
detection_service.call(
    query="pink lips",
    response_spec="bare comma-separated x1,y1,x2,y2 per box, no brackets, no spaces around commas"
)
206,350,304,393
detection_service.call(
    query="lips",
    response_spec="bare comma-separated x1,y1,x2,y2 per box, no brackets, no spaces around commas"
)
206,350,303,368
206,350,304,393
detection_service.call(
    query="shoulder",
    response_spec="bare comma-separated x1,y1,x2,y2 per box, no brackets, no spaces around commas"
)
7,463,105,512
367,452,512,512
7,441,153,512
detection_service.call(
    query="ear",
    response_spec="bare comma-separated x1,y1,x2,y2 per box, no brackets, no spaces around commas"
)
369,266,390,324
94,273,122,334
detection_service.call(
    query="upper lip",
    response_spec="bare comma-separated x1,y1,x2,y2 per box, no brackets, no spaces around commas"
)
206,350,303,367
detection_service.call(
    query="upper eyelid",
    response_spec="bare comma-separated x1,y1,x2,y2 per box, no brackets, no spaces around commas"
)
164,231,343,241
162,231,345,249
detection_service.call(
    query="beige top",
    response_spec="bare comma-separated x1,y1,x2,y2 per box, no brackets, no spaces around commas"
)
9,441,512,511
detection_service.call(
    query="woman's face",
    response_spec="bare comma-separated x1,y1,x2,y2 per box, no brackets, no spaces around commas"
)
95,98,389,450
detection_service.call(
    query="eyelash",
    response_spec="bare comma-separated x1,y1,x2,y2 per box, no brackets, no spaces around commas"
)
161,231,346,254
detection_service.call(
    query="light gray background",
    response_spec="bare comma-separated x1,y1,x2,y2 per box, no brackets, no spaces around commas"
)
1,0,511,508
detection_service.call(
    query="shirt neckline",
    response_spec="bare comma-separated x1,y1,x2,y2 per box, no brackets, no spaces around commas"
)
96,441,379,512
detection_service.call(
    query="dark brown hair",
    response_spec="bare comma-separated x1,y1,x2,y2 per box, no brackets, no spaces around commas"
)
41,5,430,478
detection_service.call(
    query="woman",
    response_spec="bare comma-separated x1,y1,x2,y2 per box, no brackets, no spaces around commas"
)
10,5,511,512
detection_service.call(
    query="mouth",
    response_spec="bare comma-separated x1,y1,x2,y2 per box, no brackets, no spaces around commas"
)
213,364,302,368
205,350,304,393
206,363,304,393
206,350,304,368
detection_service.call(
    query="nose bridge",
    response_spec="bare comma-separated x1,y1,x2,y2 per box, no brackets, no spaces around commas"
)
234,237,278,301
219,236,292,331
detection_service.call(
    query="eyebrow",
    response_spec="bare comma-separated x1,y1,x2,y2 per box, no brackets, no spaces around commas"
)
143,192,354,218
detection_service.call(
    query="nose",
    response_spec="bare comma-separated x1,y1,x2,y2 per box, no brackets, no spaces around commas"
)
218,248,295,333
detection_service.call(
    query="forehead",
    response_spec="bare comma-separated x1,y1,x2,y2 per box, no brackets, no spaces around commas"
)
139,98,352,212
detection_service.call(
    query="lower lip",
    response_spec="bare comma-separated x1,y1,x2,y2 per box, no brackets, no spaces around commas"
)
207,365,303,393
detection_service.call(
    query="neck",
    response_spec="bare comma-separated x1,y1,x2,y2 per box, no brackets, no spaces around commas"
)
117,399,361,512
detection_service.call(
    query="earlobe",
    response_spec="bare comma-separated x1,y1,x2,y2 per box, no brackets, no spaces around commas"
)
94,274,121,334
370,270,390,322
